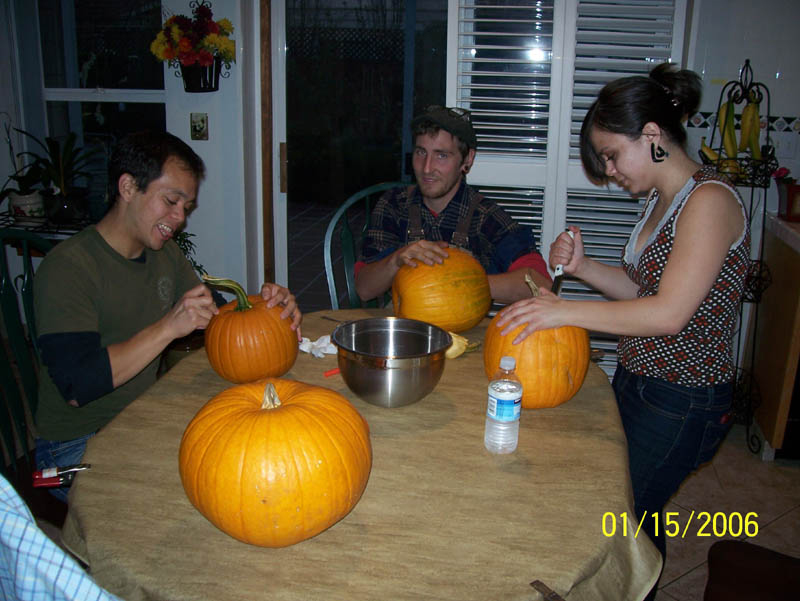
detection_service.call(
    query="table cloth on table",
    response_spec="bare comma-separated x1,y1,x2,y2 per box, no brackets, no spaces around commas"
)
62,309,661,601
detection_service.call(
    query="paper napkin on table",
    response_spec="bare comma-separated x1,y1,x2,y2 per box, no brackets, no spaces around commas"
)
299,335,337,358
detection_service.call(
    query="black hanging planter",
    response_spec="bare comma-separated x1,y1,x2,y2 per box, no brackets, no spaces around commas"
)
179,56,222,93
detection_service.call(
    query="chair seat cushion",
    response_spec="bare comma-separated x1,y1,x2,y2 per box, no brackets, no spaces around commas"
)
704,540,800,601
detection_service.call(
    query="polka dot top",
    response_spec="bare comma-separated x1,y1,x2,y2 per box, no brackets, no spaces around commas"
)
619,167,751,387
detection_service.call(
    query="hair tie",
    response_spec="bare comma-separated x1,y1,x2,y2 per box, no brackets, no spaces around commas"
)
656,82,681,108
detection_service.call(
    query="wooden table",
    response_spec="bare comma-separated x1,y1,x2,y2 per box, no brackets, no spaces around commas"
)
62,309,661,601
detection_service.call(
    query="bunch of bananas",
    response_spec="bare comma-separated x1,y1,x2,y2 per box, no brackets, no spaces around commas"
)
700,92,763,181
739,92,762,160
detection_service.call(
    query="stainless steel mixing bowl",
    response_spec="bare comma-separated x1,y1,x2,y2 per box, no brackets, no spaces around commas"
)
331,317,452,408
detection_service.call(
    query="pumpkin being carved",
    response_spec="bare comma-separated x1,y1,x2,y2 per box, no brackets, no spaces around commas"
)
483,313,590,409
203,276,298,383
392,247,491,333
179,378,373,547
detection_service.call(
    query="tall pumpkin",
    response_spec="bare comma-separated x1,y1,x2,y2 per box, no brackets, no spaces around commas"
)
392,247,491,332
179,378,372,547
483,314,590,408
203,276,298,383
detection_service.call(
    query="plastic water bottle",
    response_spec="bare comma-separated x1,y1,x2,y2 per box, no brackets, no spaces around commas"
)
484,356,522,454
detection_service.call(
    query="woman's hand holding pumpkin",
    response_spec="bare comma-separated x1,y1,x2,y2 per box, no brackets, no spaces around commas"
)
168,283,218,339
494,288,566,344
260,283,303,339
394,240,449,269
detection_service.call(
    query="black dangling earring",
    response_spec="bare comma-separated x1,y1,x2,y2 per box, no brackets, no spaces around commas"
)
651,142,669,163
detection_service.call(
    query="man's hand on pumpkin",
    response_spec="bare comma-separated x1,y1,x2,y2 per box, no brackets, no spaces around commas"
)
394,240,449,268
169,283,218,339
261,283,303,340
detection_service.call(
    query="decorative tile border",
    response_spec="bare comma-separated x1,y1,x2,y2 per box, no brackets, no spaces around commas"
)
688,112,800,133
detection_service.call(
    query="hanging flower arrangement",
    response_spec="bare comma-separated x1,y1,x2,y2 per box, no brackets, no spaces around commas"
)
150,1,235,70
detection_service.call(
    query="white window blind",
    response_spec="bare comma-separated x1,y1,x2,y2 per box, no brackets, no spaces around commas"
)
475,184,545,238
569,0,680,159
455,0,556,157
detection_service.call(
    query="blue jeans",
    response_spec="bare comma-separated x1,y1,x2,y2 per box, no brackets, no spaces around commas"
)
35,433,94,503
612,364,732,559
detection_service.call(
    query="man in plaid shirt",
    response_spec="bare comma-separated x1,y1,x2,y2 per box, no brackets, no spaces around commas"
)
355,106,551,304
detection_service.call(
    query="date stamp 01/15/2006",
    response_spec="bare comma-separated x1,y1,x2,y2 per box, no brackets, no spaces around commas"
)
602,511,760,539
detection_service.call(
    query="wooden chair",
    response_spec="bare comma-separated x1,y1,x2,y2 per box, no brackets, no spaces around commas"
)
0,227,65,524
323,182,404,309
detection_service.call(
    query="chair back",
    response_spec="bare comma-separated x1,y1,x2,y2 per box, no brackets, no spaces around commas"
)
324,182,404,309
1,228,53,478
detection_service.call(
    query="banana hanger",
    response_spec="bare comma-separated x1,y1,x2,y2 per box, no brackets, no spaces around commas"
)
701,58,778,189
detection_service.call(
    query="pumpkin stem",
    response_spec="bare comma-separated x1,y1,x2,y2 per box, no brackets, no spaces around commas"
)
524,272,540,298
262,382,282,409
201,274,253,311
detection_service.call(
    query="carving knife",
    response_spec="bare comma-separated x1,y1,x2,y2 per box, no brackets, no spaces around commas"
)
550,230,575,295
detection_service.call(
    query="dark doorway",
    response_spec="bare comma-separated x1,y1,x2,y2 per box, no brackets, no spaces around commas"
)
285,0,447,311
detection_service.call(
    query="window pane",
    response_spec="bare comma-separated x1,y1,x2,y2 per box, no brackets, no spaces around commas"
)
38,0,164,90
46,101,166,220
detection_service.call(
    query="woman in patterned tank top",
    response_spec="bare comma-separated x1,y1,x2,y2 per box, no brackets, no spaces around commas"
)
494,63,750,594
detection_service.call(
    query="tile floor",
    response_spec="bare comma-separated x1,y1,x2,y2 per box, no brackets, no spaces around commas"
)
287,198,344,312
654,424,800,600
288,199,800,600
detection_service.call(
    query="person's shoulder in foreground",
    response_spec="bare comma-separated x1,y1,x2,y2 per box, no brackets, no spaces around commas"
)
0,473,123,600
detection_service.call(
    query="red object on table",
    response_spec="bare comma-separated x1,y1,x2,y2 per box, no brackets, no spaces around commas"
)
778,183,800,222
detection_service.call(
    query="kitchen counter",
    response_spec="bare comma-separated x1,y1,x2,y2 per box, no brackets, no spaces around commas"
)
765,211,800,254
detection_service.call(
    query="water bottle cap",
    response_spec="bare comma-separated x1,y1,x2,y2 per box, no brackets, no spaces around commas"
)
499,356,515,370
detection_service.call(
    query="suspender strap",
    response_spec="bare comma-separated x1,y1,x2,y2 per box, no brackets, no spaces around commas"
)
450,188,480,249
405,183,479,249
406,186,425,242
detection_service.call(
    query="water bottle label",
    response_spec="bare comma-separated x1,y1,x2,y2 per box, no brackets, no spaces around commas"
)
487,394,521,421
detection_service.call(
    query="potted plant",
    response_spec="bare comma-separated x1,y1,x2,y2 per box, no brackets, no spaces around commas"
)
1,122,46,222
13,127,103,224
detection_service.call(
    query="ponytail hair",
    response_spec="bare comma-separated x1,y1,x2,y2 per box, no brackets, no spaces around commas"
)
580,62,702,183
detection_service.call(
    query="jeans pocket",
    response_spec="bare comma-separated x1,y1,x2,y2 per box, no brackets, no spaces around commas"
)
36,434,92,469
695,420,731,466
637,379,688,421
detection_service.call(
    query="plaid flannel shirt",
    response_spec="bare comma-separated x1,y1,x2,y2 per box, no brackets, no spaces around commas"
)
360,181,540,274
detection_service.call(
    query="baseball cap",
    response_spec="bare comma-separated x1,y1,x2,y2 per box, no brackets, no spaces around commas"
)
410,105,478,150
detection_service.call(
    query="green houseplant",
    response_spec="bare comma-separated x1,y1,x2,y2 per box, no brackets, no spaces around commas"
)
1,122,46,220
2,125,103,223
14,128,102,223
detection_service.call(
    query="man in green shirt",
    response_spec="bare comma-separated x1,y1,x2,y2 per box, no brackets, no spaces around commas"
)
33,131,302,502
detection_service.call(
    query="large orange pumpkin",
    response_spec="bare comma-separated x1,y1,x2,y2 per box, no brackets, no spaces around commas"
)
483,314,590,408
203,276,298,383
179,378,372,547
392,247,491,332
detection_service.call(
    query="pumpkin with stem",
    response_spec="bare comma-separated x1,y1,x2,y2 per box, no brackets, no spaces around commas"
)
203,275,298,383
392,247,491,333
483,275,590,408
179,378,372,547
